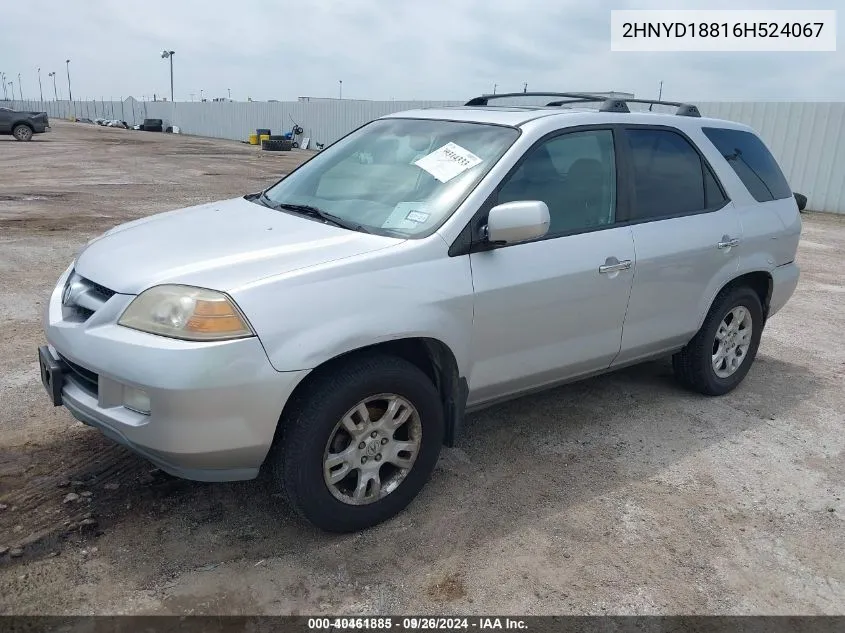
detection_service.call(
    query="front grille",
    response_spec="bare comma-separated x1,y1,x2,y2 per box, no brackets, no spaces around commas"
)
62,271,116,321
58,353,98,397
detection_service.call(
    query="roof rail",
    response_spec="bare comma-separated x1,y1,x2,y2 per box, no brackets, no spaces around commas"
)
464,92,701,118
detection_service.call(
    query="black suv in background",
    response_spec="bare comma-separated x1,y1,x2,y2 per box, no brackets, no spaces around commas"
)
0,106,50,141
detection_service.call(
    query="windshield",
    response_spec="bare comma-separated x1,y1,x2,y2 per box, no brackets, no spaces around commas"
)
263,118,519,237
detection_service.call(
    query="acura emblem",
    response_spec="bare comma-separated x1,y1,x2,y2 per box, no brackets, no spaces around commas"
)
62,275,84,307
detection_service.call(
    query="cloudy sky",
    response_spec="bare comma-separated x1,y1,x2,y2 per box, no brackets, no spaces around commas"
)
2,0,842,103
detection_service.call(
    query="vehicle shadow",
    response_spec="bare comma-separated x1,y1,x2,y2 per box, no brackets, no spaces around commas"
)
0,353,820,606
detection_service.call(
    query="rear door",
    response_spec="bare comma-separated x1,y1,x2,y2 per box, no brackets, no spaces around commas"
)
466,127,636,405
0,108,12,133
613,125,741,366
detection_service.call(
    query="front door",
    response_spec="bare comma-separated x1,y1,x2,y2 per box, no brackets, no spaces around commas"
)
467,128,636,406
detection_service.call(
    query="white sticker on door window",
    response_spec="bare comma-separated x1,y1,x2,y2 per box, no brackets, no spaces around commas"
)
413,142,483,183
382,202,430,230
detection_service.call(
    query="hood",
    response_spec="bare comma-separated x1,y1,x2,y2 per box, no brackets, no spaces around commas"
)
73,197,403,294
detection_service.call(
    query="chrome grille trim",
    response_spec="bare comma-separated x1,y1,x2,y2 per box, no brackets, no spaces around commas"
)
62,270,116,320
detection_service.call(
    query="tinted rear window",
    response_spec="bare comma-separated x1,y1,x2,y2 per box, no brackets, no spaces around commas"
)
702,127,792,202
627,129,720,219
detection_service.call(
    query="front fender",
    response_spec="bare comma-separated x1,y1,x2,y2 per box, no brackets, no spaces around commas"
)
231,246,474,377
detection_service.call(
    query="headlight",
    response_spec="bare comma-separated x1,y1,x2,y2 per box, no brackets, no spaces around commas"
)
118,285,254,341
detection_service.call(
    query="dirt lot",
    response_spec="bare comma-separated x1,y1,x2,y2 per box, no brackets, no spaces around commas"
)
0,121,843,615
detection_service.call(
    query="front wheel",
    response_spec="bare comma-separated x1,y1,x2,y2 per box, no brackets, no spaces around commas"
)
672,286,764,396
272,354,444,532
12,125,33,141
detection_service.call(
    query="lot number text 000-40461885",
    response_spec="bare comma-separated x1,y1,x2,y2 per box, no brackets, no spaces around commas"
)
610,9,837,52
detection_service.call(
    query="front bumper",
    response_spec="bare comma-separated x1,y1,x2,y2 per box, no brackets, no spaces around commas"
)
42,267,309,481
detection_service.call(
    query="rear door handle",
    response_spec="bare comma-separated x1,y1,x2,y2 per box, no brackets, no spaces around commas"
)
718,237,740,249
599,259,632,274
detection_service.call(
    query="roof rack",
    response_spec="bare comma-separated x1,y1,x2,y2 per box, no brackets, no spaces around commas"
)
464,92,701,118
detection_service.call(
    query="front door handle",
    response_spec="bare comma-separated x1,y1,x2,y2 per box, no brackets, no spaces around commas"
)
718,237,741,249
599,259,632,274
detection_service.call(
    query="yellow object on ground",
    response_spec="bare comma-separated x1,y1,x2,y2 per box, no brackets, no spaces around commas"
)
248,133,258,145
259,134,270,144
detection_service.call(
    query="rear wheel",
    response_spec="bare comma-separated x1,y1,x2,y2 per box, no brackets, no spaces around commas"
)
272,354,444,532
672,286,764,395
12,124,33,141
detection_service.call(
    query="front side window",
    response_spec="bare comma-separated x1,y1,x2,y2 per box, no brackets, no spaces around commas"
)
496,129,617,235
702,127,792,202
263,118,518,237
626,128,727,221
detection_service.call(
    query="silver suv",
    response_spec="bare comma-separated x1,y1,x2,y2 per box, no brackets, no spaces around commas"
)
39,92,802,532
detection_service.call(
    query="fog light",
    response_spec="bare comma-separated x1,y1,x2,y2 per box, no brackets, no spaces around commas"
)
123,386,151,415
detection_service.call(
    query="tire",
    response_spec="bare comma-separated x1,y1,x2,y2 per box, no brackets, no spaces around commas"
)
271,354,444,532
291,141,299,149
12,124,34,141
261,139,285,151
672,286,764,396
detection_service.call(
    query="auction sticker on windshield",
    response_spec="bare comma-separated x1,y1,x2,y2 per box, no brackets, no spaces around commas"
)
382,202,431,230
414,142,483,183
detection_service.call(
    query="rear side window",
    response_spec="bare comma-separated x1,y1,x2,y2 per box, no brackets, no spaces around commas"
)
626,128,727,221
702,127,792,202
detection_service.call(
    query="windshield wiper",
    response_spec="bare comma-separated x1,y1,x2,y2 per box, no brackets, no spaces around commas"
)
273,203,371,234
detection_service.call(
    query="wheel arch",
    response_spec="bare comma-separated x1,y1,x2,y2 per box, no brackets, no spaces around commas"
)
699,270,773,330
274,337,467,451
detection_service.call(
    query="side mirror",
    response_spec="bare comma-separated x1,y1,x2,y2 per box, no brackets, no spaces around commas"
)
793,192,807,212
486,200,550,245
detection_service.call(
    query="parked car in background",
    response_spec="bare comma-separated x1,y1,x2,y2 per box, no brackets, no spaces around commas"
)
0,107,50,141
38,92,802,532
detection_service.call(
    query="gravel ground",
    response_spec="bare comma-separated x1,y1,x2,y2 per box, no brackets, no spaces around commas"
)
0,121,842,615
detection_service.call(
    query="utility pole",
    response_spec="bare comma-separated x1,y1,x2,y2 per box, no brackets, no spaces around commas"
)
649,80,664,111
37,67,43,101
160,50,175,102
65,60,73,101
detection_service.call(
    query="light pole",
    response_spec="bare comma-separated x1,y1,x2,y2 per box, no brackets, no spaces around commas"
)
523,82,528,93
17,73,23,100
65,60,73,101
37,67,43,102
493,83,497,94
48,72,58,100
200,89,204,102
8,82,14,102
339,80,342,99
160,50,175,102
227,88,231,100
1,72,6,100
